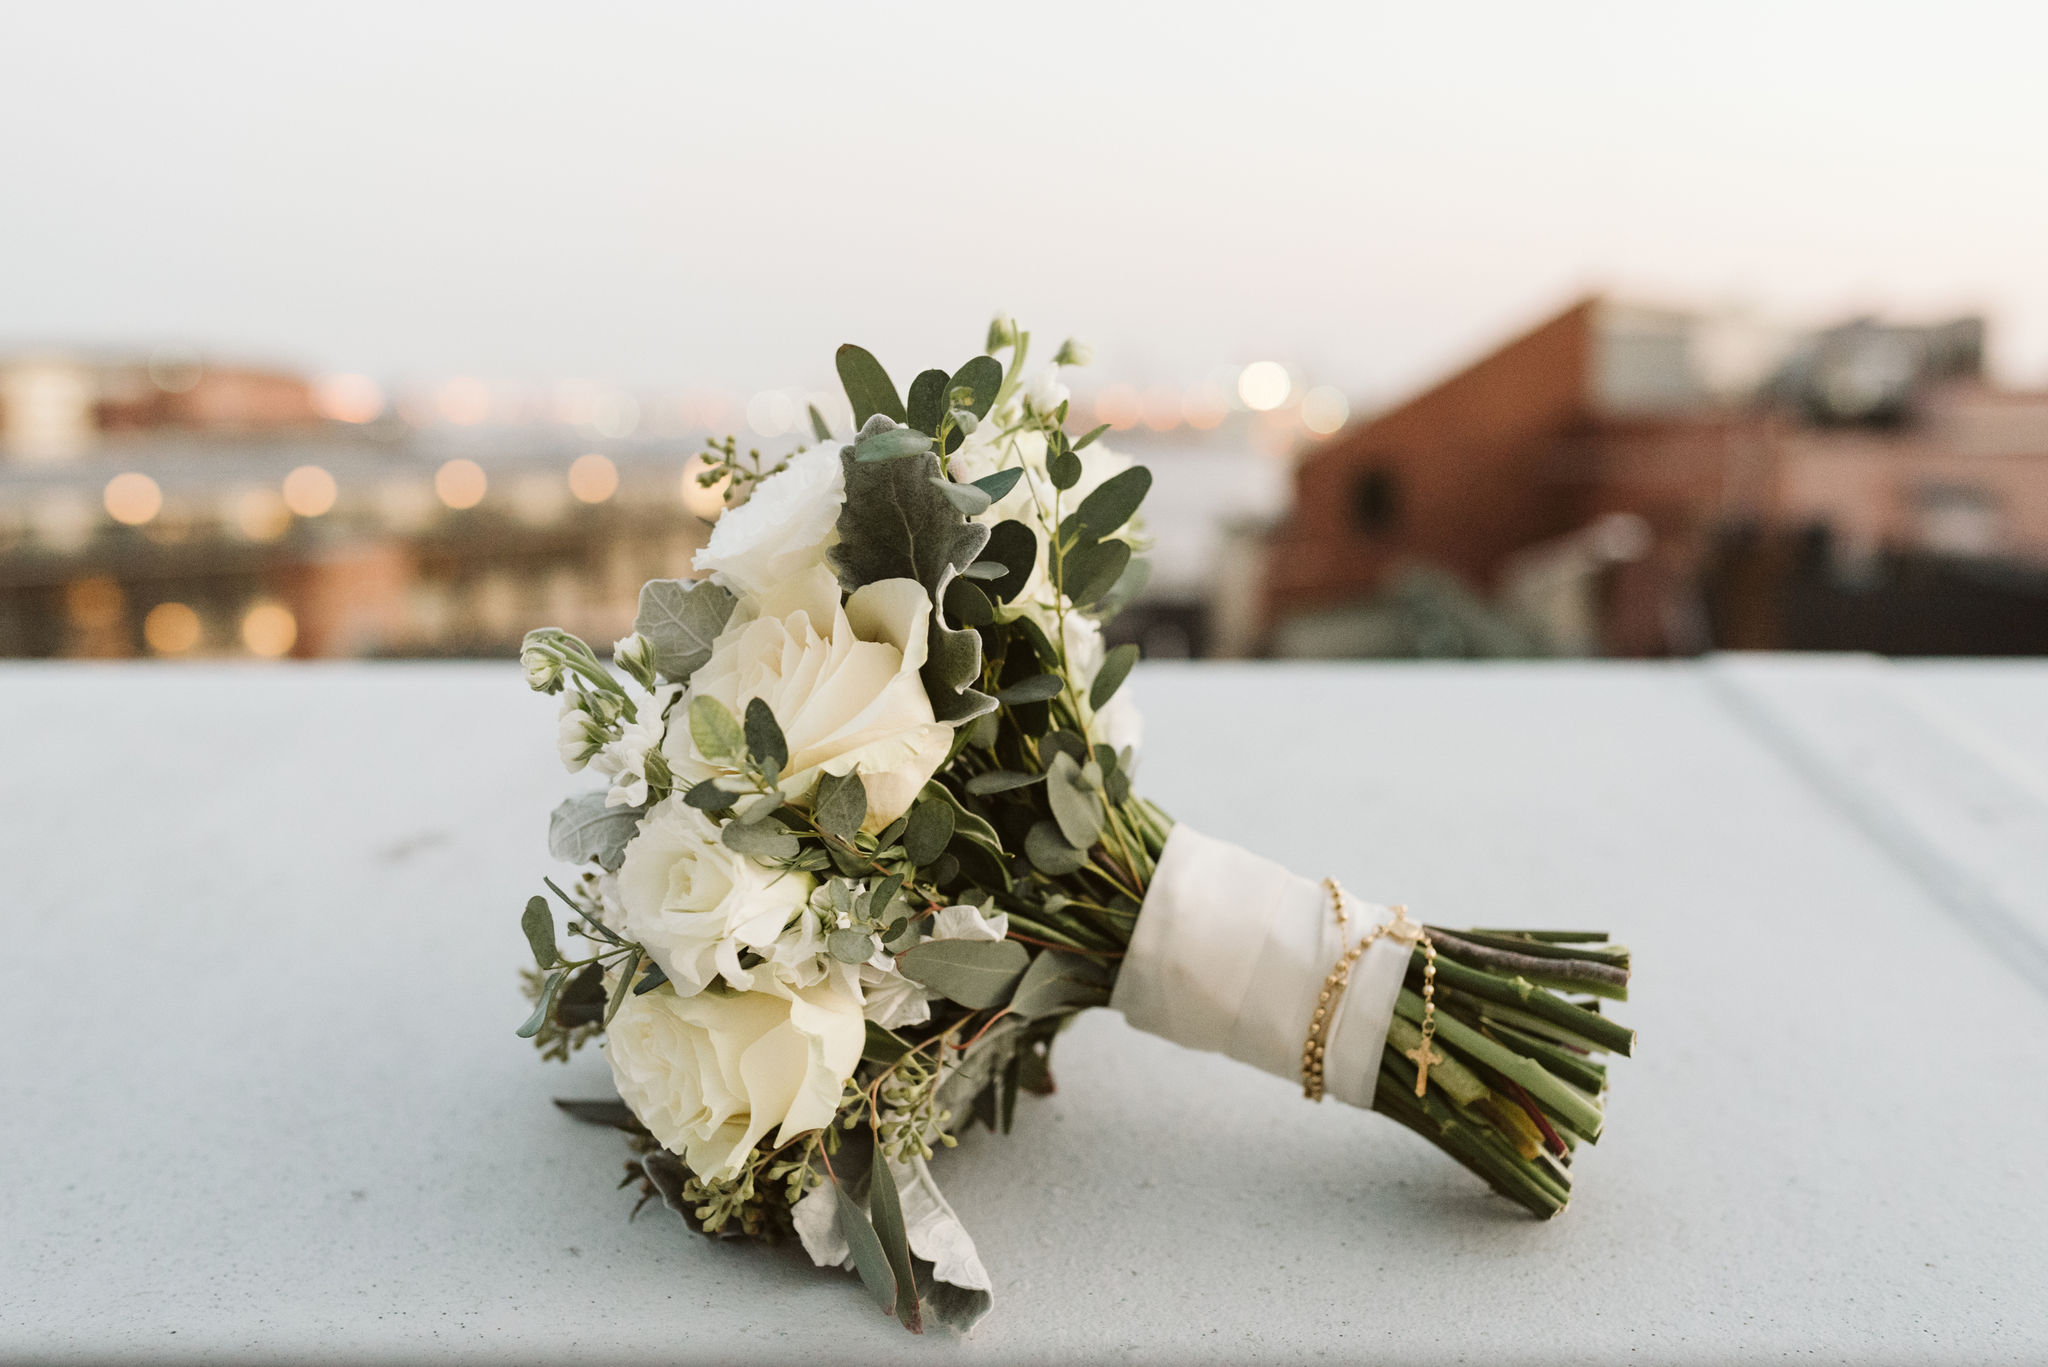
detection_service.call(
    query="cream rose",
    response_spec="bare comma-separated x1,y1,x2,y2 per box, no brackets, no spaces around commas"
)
605,974,864,1181
664,564,952,828
691,443,845,601
616,796,815,996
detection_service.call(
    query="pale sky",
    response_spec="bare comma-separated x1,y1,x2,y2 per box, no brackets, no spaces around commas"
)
6,0,2047,402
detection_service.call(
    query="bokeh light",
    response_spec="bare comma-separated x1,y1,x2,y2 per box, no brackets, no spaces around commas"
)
1141,387,1183,431
1238,362,1292,411
1184,386,1230,429
1094,384,1141,430
241,600,298,658
435,458,488,510
282,465,338,517
311,374,384,424
437,377,492,426
143,601,202,655
747,390,796,437
1300,385,1351,435
235,488,292,541
103,472,162,526
568,452,619,503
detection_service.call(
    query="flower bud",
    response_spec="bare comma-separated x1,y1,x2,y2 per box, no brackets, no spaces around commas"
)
613,631,656,690
1053,337,1094,368
985,314,1018,352
556,696,605,771
522,642,564,693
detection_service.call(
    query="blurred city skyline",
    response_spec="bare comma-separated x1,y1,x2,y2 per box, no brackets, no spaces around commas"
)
8,1,2048,399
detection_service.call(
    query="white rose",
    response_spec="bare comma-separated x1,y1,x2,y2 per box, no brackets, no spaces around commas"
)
665,564,952,828
605,974,864,1182
616,795,815,995
692,443,846,601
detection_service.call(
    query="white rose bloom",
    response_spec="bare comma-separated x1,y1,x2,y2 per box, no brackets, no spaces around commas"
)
591,684,680,808
605,974,864,1182
664,564,952,829
692,443,846,601
616,796,815,995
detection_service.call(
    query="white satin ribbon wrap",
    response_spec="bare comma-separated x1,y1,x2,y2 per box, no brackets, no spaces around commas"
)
1110,825,1410,1109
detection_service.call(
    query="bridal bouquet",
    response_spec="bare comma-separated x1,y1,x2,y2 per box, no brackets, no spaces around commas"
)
514,319,1634,1334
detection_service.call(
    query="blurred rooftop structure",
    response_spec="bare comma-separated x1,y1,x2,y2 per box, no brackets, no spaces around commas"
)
1264,297,2048,658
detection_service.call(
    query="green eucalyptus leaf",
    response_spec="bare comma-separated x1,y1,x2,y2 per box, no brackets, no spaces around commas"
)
1046,751,1102,850
832,1177,897,1313
808,403,833,443
633,961,669,995
905,368,949,436
1025,820,1089,875
687,695,744,763
1095,554,1152,620
720,819,799,861
901,800,955,866
942,575,995,628
1089,642,1139,709
521,895,557,968
682,780,738,812
897,937,1029,1009
743,698,788,774
1072,422,1111,450
928,475,993,516
949,355,1003,420
553,962,608,1027
959,560,1007,581
964,769,1043,796
812,769,868,843
516,968,569,1038
827,928,876,964
979,520,1037,604
863,1020,912,1065
1008,949,1114,1019
1060,466,1152,545
633,578,735,683
1047,447,1083,490
1061,537,1132,607
995,673,1063,704
971,466,1023,502
836,344,906,426
548,793,646,872
868,1156,922,1332
602,951,642,1027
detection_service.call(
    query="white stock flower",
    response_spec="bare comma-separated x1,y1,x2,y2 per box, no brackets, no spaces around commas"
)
616,796,815,995
555,694,606,773
1021,366,1070,418
859,959,932,1030
591,684,679,808
931,903,1009,941
605,974,864,1181
664,565,952,828
692,443,846,601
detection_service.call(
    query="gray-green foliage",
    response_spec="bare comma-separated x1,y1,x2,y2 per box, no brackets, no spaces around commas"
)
547,793,645,872
896,937,1028,1008
633,578,735,683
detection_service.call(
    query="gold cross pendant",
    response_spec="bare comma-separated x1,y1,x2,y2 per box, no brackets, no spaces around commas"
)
1406,1039,1444,1097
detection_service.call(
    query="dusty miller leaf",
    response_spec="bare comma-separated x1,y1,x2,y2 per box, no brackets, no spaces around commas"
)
633,578,735,683
548,793,645,872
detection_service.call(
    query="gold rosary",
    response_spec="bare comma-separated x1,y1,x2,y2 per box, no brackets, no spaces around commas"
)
1300,878,1440,1102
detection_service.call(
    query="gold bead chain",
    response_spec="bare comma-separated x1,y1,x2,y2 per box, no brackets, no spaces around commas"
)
1301,880,1438,1102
